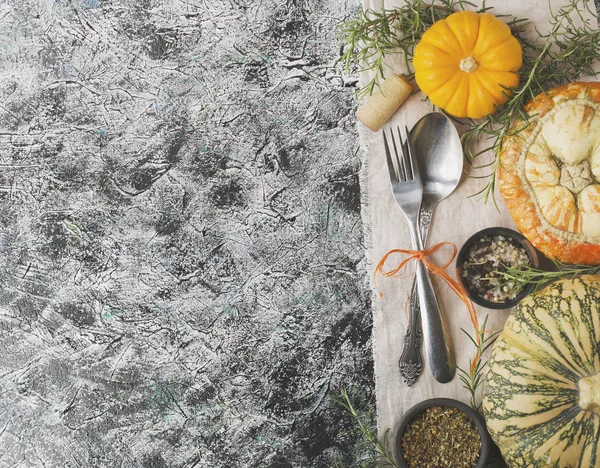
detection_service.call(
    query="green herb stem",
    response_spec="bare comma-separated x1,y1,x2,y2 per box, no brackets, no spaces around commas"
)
458,315,500,411
338,0,464,101
494,262,600,291
332,390,397,467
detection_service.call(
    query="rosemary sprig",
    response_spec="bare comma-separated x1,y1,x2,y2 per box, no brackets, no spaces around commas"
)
332,389,397,467
457,315,500,411
338,0,600,203
338,0,468,101
494,261,600,292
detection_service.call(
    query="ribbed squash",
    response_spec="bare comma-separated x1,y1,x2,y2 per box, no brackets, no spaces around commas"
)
413,11,522,119
483,276,600,467
499,82,600,265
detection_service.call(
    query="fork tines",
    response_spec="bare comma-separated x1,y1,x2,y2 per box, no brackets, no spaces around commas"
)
383,126,418,183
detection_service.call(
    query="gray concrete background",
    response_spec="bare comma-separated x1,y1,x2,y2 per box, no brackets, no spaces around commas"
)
0,0,373,466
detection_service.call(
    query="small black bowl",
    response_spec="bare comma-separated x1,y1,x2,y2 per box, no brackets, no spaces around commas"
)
392,398,491,468
455,227,540,310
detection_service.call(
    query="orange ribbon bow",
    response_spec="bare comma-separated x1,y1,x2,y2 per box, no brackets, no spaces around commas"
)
374,242,481,373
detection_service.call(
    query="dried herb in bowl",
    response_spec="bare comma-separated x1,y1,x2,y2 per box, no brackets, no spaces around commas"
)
401,406,481,468
462,235,531,303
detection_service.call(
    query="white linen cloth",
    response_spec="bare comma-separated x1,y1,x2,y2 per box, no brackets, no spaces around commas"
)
358,0,600,438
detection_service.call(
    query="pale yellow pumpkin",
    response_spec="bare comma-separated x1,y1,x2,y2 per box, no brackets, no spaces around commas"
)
413,11,523,119
484,276,600,467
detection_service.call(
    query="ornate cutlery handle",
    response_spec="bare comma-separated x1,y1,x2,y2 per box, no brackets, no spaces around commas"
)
398,206,432,385
398,281,423,385
419,206,433,235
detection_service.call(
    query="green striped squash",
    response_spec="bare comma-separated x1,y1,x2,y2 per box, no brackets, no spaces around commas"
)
483,275,600,467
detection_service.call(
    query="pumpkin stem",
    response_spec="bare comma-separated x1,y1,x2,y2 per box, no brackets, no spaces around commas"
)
579,372,600,413
460,57,478,73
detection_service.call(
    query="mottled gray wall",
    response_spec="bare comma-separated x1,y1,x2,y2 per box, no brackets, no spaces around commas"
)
0,1,373,467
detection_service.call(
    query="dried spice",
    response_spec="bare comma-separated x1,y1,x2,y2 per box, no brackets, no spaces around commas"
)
462,235,531,303
400,406,481,468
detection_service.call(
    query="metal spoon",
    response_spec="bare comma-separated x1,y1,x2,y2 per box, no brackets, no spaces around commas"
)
398,112,463,385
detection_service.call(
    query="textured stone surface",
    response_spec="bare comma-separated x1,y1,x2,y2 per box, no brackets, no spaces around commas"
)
0,1,373,466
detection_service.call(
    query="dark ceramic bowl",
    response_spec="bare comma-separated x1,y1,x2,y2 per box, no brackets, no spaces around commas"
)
455,227,540,310
392,398,491,468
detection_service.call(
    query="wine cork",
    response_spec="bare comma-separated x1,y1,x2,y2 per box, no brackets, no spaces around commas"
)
356,74,413,132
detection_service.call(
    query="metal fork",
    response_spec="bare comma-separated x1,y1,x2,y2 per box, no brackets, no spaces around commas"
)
383,126,455,384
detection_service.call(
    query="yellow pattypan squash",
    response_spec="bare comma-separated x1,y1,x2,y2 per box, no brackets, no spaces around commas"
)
413,11,522,119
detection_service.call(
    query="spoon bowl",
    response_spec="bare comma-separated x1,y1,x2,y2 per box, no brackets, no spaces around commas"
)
412,112,463,206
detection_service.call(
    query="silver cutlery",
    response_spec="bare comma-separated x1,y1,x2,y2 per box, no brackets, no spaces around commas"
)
398,113,463,386
383,125,455,384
